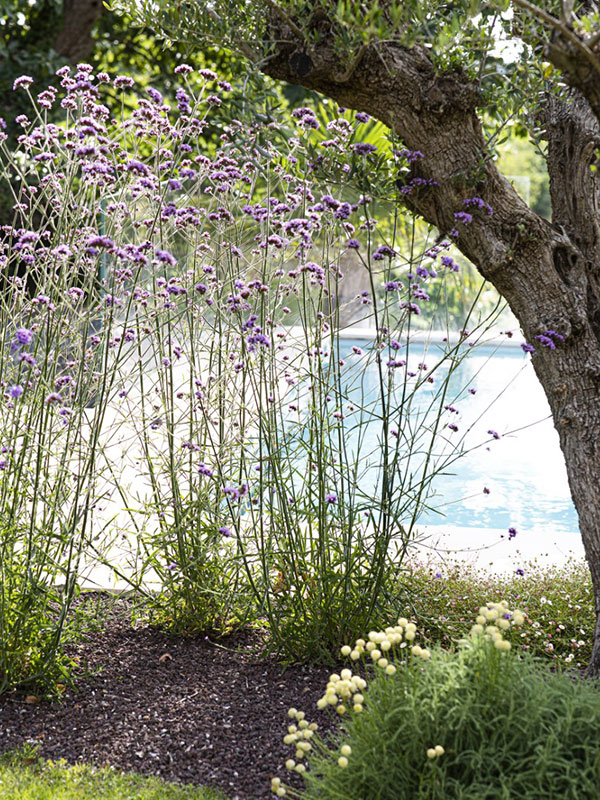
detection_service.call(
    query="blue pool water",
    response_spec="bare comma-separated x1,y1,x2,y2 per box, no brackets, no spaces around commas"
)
311,336,579,537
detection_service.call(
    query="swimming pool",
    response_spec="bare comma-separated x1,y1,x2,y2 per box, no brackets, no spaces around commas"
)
330,335,578,537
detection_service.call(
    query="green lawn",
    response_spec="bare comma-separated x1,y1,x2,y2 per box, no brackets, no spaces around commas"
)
0,749,229,800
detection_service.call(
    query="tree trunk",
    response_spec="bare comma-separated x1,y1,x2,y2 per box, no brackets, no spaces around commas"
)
260,16,600,674
55,0,104,63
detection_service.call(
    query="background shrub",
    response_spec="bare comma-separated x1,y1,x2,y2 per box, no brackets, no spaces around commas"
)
406,558,594,668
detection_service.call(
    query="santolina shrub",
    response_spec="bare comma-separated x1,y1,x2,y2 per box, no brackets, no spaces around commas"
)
0,63,507,690
273,603,600,800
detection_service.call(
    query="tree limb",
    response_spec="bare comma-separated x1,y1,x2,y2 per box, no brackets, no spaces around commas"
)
55,0,105,63
513,0,600,77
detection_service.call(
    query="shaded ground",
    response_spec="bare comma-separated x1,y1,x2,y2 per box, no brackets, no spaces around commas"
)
0,597,337,800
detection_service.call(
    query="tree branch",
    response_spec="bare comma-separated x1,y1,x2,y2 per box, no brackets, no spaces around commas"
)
263,0,305,41
513,0,600,77
561,0,576,25
542,90,600,254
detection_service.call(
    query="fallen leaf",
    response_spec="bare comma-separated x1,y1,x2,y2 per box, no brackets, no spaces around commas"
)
159,652,173,663
24,695,40,704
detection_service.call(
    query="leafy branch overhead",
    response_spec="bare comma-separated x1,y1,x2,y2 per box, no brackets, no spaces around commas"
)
110,2,600,213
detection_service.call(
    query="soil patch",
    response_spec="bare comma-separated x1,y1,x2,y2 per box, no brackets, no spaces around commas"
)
0,596,337,800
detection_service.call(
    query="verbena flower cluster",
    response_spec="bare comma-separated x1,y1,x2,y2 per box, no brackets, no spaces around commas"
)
0,63,507,688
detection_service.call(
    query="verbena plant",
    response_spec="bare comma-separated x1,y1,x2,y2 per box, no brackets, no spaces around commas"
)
0,65,505,685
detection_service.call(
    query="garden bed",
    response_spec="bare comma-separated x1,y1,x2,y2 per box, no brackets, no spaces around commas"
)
0,595,335,800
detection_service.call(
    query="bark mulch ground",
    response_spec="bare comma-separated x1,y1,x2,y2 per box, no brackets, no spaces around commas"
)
0,595,339,800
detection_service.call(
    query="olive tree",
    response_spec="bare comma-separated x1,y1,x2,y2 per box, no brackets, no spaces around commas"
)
113,0,600,674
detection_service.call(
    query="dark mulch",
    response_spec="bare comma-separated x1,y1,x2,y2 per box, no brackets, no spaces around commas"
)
0,595,338,800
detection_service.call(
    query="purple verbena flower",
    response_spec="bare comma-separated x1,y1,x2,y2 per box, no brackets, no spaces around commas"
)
373,245,397,261
13,75,33,91
453,211,473,225
14,328,34,346
463,196,493,215
534,334,556,350
147,87,163,104
352,142,377,155
441,255,459,272
155,249,177,266
394,148,424,162
114,76,135,89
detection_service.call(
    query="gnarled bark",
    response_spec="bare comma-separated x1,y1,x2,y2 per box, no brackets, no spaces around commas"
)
261,12,600,674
